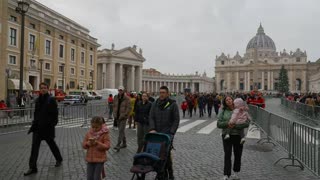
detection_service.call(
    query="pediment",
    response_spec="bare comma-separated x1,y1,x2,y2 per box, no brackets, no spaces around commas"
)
113,47,145,62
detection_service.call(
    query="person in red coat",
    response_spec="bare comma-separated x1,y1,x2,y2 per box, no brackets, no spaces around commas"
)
181,101,188,118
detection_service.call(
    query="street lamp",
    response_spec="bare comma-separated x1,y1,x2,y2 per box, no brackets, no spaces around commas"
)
16,0,30,106
90,70,94,90
5,67,12,107
38,59,44,83
61,63,65,91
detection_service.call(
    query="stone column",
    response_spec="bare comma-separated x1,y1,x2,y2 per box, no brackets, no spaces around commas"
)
108,62,116,89
216,73,220,92
236,72,240,91
227,72,231,91
119,64,123,87
130,66,135,91
247,72,251,91
102,63,107,88
244,72,247,91
267,71,270,90
288,70,293,92
271,71,274,90
261,71,264,90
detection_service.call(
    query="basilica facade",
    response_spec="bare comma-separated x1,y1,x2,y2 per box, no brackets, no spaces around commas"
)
215,24,320,93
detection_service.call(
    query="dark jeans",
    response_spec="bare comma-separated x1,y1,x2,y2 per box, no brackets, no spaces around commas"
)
87,162,104,180
137,123,149,153
207,106,212,117
182,109,186,117
108,104,113,119
29,133,63,169
222,135,243,177
188,107,193,117
199,107,204,117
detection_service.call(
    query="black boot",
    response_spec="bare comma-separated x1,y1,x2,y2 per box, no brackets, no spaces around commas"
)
24,169,38,176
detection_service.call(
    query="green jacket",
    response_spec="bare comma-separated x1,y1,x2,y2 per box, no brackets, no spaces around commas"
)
217,108,249,135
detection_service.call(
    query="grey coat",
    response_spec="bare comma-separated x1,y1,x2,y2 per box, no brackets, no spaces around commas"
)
149,98,180,135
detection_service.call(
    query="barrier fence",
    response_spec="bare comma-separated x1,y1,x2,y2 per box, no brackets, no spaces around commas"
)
281,98,320,120
0,102,108,135
249,104,320,177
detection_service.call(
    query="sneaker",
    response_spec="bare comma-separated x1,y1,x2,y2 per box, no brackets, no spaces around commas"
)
230,172,239,180
240,138,246,144
224,134,230,140
222,175,229,180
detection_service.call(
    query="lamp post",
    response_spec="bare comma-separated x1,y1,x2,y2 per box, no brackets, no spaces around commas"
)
16,0,30,106
61,63,65,91
91,70,94,90
5,68,12,107
38,59,44,83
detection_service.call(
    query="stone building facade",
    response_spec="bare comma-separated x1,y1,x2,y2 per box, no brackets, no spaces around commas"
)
214,24,320,93
96,45,144,92
0,0,100,100
142,68,215,93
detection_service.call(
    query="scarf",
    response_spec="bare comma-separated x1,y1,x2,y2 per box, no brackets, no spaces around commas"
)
89,124,109,139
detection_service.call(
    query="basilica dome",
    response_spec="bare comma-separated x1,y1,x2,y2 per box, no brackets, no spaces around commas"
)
246,24,276,52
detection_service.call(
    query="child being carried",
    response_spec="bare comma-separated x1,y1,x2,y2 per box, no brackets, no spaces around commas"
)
225,98,251,144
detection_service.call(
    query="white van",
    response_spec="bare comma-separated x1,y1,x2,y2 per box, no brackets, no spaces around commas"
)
97,89,118,99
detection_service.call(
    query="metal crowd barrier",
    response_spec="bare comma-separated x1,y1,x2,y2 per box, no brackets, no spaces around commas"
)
0,103,108,135
281,98,320,120
249,105,320,177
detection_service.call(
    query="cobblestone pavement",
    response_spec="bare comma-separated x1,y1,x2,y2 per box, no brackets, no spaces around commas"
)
0,113,319,180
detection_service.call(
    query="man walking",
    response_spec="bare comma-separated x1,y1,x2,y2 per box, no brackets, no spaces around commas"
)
149,86,180,180
24,82,63,176
113,86,131,151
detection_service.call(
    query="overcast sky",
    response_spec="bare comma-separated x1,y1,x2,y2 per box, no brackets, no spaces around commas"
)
37,0,320,77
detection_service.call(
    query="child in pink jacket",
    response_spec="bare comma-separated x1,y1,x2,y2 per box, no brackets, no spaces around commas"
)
224,98,251,144
83,116,110,180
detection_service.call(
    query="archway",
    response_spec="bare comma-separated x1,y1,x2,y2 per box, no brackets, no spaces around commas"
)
296,79,302,91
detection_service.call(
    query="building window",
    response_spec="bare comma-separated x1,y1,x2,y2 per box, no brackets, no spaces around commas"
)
29,34,35,51
90,47,93,51
70,81,75,89
90,55,93,66
81,52,85,64
30,59,36,68
71,48,75,62
221,61,224,65
10,15,17,22
250,61,253,64
81,43,85,48
71,40,75,44
9,28,17,46
58,80,63,90
45,63,51,70
59,35,64,40
59,44,64,58
9,55,16,64
45,40,51,55
59,65,64,73
30,23,35,29
71,68,75,75
81,70,84,76
296,57,301,62
45,30,51,35
44,78,51,86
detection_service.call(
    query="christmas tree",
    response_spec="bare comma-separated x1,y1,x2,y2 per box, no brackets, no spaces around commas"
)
277,65,289,93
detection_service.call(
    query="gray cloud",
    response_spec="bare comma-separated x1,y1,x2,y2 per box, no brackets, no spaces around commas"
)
37,0,320,77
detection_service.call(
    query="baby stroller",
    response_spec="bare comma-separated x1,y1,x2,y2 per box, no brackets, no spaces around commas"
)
130,133,172,180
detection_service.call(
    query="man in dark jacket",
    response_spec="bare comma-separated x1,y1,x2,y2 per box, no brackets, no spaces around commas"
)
134,92,152,153
24,82,63,176
149,86,180,180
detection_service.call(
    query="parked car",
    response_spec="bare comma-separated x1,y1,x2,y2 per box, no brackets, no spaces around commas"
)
88,90,103,100
63,95,82,105
69,90,94,101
